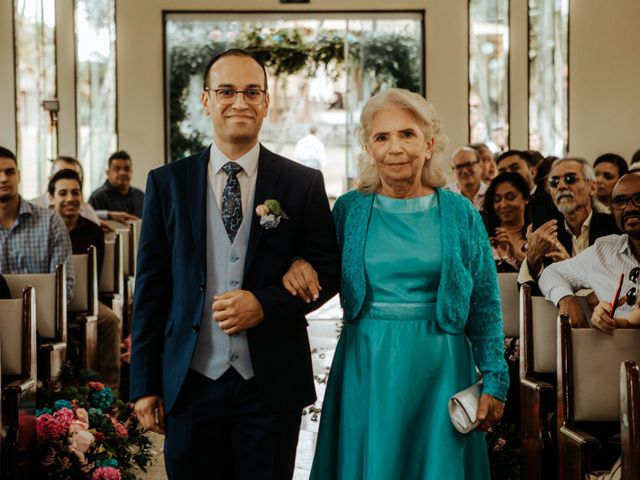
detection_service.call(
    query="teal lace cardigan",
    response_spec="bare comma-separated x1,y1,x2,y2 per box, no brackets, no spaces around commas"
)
332,188,509,401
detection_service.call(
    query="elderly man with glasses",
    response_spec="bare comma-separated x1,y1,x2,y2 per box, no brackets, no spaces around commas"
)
539,172,640,330
518,158,620,307
446,146,487,210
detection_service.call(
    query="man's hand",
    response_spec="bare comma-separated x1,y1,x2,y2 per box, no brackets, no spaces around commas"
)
558,295,589,328
282,259,321,303
134,395,165,434
591,300,626,335
108,211,140,224
476,393,505,431
526,220,559,275
213,290,264,334
544,241,570,263
99,220,115,233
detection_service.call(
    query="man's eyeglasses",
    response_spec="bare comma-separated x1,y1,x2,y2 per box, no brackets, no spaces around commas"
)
205,88,266,105
611,193,640,211
452,160,479,172
547,172,585,189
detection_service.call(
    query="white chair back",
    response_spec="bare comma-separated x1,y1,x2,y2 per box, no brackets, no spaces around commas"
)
532,296,559,373
498,272,520,337
0,299,24,375
105,221,131,276
3,270,63,339
69,254,88,312
571,329,640,422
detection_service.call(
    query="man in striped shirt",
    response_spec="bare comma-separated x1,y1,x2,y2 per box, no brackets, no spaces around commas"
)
539,172,640,330
0,146,74,300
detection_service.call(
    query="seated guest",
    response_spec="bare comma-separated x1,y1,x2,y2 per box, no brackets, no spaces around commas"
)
470,143,497,184
497,149,558,227
519,157,620,286
0,146,74,300
540,172,640,329
446,146,487,210
483,172,531,272
594,153,628,211
49,169,121,391
89,150,144,218
32,156,101,224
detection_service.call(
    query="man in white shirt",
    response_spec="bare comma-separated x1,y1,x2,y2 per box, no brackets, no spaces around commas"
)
293,126,326,171
539,172,640,329
447,146,487,210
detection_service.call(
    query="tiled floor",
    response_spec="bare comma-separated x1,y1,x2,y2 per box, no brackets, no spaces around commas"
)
139,296,342,480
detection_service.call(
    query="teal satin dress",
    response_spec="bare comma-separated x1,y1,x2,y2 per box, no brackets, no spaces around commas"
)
310,193,491,480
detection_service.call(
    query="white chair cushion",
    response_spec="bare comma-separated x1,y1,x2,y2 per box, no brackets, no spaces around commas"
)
0,299,24,375
4,273,57,338
69,254,88,312
499,272,520,337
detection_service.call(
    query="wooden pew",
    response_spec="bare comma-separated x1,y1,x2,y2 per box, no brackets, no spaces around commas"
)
557,316,640,479
0,286,37,478
519,283,559,480
68,246,99,371
3,265,66,383
621,360,640,479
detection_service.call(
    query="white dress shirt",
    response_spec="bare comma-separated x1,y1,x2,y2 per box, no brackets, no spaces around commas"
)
207,142,260,216
539,234,640,319
444,181,488,211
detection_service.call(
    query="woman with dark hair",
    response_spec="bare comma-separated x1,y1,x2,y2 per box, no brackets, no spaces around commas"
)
594,153,629,209
483,172,531,272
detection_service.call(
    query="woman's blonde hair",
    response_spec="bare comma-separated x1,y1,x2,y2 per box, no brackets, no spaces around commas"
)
355,88,448,193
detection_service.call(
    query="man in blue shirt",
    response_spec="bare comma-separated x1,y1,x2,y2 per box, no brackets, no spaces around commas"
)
0,146,74,300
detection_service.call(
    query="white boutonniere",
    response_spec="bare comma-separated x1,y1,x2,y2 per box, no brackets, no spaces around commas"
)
255,199,289,229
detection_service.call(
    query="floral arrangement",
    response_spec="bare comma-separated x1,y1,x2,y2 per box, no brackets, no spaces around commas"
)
36,368,153,480
255,199,289,229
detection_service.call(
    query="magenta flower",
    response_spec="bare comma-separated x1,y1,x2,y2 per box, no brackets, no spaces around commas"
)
91,466,121,480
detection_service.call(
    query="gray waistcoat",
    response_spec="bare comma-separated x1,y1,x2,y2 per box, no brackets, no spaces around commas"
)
190,181,255,380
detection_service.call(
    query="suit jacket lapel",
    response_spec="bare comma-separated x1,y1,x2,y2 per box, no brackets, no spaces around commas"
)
187,146,211,275
244,145,282,276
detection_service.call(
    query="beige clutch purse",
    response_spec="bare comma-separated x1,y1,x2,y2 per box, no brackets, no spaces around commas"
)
448,380,482,434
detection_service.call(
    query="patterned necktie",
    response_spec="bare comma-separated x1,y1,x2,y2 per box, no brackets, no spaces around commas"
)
221,162,243,243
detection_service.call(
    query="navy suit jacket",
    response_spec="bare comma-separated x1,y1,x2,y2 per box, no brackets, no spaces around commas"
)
130,145,340,413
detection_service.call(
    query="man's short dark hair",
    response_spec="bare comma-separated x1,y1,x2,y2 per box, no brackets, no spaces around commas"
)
0,146,17,165
594,153,629,177
108,150,131,168
497,150,535,168
202,49,268,91
48,169,82,196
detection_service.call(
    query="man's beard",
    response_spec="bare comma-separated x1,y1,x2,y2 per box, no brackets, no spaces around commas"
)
555,192,577,215
0,193,13,203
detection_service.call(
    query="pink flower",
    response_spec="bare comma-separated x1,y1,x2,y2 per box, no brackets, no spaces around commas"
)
87,381,105,391
68,419,89,434
37,411,72,441
207,30,222,41
69,429,95,454
76,408,89,423
91,466,122,480
110,417,128,437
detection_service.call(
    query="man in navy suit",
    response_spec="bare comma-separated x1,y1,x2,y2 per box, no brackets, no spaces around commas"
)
130,49,340,479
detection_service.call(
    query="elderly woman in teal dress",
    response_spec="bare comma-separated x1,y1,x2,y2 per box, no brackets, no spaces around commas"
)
283,88,508,479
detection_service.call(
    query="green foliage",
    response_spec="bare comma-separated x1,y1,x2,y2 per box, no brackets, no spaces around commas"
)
167,25,421,160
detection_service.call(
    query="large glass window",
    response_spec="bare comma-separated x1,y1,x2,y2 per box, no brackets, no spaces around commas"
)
469,0,509,152
528,0,568,156
164,12,423,198
14,0,57,199
75,0,117,196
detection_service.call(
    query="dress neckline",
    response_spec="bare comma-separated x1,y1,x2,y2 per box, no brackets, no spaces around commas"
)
373,191,438,213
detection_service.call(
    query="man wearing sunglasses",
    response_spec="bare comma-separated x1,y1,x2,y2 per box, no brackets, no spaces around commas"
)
518,158,619,293
539,172,640,330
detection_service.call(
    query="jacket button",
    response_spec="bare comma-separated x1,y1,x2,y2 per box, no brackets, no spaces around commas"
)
191,324,200,333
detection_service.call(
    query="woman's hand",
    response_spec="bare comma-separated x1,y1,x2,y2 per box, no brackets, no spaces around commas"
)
282,259,321,303
493,227,525,265
476,393,505,431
